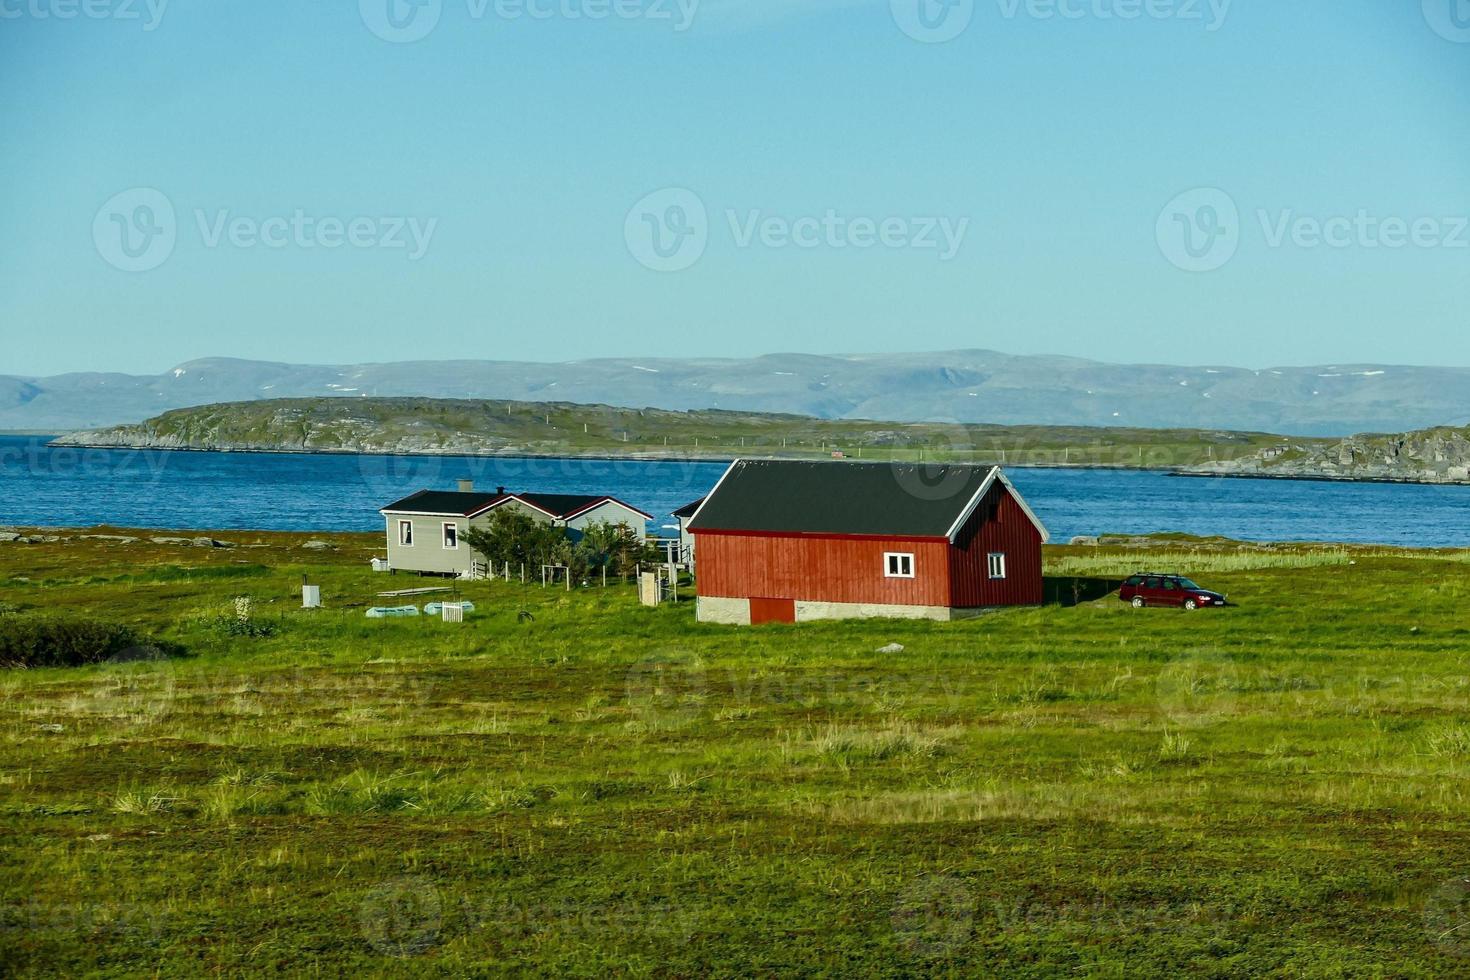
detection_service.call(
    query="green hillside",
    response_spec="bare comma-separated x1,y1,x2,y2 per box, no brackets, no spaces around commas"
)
52,397,1322,470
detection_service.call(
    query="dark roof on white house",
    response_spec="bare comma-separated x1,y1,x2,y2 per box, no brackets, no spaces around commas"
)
673,497,705,519
517,493,654,521
381,489,653,521
380,489,509,517
686,459,1048,542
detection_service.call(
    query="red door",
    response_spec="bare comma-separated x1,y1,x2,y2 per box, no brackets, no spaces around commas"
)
749,597,796,624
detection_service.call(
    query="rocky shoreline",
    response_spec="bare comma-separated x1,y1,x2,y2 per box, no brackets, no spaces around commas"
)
1178,426,1470,486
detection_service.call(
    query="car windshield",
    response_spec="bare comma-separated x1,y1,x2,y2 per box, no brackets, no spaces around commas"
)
1177,578,1204,591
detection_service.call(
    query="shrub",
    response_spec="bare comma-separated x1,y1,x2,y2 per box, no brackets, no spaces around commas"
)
205,597,279,638
0,617,179,669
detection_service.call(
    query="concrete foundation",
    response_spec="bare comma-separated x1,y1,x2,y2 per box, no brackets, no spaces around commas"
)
696,596,999,625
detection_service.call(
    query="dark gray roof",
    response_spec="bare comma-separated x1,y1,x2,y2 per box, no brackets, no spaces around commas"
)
381,489,508,516
673,497,705,519
383,489,653,521
517,493,652,521
687,460,1000,538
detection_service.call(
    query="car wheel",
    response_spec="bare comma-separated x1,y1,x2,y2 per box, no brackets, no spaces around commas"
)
1131,596,1145,608
1184,599,1198,611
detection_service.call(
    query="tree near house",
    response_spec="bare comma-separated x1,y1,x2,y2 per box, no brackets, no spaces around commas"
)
460,512,660,581
460,508,569,573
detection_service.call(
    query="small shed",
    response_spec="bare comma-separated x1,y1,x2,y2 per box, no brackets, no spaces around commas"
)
687,460,1048,624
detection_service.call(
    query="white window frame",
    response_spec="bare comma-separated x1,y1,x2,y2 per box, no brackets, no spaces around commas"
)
987,552,1007,580
398,520,414,547
442,522,459,550
884,552,915,579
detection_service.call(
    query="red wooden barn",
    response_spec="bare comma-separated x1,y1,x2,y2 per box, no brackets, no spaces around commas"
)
687,460,1049,625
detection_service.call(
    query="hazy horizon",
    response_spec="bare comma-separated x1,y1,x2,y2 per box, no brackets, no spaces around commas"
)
11,345,1470,380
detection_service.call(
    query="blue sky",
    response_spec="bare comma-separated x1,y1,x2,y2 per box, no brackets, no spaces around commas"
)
1,0,1467,376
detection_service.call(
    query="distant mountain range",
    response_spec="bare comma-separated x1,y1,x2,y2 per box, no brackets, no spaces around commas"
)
6,351,1470,436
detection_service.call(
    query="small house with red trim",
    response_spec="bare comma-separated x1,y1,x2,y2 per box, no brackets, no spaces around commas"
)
380,481,653,576
687,460,1048,624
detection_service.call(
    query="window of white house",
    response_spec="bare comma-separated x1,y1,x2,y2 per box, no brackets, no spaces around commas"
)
398,520,413,546
987,552,1007,579
884,552,915,578
442,523,459,549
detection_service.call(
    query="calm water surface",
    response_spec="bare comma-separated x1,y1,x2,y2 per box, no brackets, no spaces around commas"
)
2,436,1469,547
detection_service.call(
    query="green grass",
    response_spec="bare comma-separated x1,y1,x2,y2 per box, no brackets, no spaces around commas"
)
3,532,1470,975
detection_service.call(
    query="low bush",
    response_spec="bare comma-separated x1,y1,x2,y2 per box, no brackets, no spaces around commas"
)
0,616,180,669
204,596,279,639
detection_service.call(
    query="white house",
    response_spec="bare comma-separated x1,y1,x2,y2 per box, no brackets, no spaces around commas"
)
380,482,653,576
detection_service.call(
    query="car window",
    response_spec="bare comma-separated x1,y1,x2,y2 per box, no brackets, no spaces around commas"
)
1178,579,1203,591
1125,576,1143,586
1145,577,1161,589
1162,579,1178,591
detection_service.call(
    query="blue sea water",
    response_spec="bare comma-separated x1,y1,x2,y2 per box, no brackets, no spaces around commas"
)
2,436,1469,547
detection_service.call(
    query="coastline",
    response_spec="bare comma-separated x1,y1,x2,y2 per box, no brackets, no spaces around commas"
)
41,438,1167,472
41,436,1470,487
1172,470,1470,488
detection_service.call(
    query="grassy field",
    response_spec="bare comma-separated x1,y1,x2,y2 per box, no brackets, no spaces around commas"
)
4,531,1470,975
